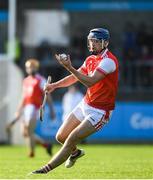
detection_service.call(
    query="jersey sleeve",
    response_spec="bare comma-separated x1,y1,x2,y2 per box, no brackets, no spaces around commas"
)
40,78,46,90
96,58,116,75
78,61,88,75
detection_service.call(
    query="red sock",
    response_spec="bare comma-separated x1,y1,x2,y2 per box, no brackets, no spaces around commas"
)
42,143,48,148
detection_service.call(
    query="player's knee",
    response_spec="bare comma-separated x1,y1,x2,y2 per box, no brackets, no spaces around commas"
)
56,133,65,144
65,133,78,146
23,132,27,137
23,130,28,137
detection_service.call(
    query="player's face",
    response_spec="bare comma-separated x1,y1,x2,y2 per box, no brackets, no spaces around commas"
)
26,65,37,75
88,38,103,54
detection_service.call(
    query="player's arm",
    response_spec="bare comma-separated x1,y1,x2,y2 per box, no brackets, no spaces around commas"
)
67,67,105,87
44,72,80,93
54,74,78,88
54,54,106,87
15,92,25,118
46,95,56,120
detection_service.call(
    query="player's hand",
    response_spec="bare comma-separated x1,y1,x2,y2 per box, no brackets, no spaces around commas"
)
55,54,72,70
6,118,17,132
15,111,21,120
44,83,57,93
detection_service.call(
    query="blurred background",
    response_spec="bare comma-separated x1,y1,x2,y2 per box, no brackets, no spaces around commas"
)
0,0,153,145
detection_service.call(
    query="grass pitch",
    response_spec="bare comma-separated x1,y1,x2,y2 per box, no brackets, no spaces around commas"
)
0,144,153,179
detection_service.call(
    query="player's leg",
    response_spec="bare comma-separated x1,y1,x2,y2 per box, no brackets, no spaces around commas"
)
21,121,28,138
23,104,37,157
20,118,36,157
31,103,112,173
56,101,84,153
26,118,37,157
56,113,81,143
64,110,111,168
32,119,96,174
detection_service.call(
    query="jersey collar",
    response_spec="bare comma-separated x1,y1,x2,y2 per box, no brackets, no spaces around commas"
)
101,48,108,58
95,48,108,59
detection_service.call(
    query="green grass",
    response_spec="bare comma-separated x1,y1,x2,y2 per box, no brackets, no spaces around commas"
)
0,144,153,179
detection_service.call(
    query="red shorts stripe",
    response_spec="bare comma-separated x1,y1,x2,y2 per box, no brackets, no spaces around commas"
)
94,110,110,131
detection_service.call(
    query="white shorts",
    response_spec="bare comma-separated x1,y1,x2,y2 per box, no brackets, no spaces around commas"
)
72,100,113,131
23,104,38,125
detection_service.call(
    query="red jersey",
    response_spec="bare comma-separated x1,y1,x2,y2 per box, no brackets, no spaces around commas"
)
22,74,46,108
80,49,119,111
